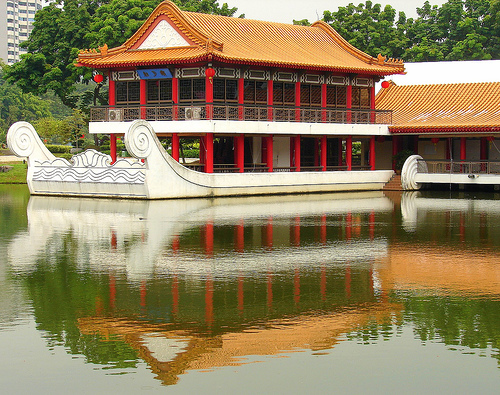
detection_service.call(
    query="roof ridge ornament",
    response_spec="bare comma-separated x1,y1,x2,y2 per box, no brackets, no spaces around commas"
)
377,53,404,66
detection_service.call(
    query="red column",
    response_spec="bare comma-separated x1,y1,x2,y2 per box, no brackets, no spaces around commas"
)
205,133,214,173
206,74,213,119
238,78,244,120
294,135,301,172
110,134,117,164
172,77,178,120
321,135,327,171
172,133,180,161
346,85,352,123
295,81,301,121
266,217,273,249
346,136,352,171
369,136,376,170
460,137,466,161
267,80,273,121
204,221,214,256
108,79,116,107
140,79,147,119
266,135,273,172
236,134,245,172
235,219,244,252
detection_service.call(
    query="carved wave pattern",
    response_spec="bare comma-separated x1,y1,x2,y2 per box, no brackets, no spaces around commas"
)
32,149,146,184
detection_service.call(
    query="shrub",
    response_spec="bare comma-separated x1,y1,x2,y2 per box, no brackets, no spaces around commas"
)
45,144,72,154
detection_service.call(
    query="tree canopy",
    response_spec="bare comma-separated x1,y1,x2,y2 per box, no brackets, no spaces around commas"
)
3,0,240,109
323,0,500,61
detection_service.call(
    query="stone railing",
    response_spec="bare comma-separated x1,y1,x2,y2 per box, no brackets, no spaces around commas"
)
418,160,500,174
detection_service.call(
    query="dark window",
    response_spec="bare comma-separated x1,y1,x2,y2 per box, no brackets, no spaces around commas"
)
147,79,172,103
351,87,371,109
116,81,140,103
179,78,205,102
300,84,321,106
213,78,238,102
243,80,267,105
273,82,295,106
326,85,348,108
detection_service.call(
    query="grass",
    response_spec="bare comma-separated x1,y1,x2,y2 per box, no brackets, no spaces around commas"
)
0,161,28,184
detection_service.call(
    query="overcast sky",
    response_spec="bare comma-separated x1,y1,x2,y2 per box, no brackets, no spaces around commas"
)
228,0,447,23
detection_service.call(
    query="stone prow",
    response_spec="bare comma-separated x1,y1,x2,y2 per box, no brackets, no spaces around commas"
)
7,122,56,164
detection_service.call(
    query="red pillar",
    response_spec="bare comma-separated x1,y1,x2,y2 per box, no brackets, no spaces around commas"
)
460,137,467,161
110,134,117,164
267,80,273,121
266,135,273,172
321,135,327,171
205,133,214,173
235,219,244,252
236,134,245,172
346,85,352,123
346,136,352,171
369,136,376,170
172,133,180,161
172,77,179,120
206,74,213,119
140,79,147,119
108,79,116,107
294,135,301,172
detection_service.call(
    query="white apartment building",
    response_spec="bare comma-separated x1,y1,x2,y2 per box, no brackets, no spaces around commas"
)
1,0,43,65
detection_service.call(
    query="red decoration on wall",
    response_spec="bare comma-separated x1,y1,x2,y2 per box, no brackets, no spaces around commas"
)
487,136,495,142
205,68,215,78
381,80,390,89
431,138,439,145
93,74,104,83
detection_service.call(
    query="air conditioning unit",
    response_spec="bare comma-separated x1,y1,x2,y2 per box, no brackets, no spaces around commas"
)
108,108,123,122
185,106,202,120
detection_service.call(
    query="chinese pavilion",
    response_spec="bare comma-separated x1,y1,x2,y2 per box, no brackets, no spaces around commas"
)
77,0,405,173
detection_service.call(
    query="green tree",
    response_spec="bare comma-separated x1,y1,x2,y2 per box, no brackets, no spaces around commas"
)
323,1,410,59
0,64,52,145
3,0,239,111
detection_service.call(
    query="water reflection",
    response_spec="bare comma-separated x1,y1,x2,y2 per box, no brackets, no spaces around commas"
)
3,190,500,387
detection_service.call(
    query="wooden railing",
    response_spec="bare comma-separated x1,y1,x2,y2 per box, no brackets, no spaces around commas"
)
90,103,392,125
418,160,500,174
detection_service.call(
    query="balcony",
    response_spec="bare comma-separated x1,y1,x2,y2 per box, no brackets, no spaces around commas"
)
90,103,392,125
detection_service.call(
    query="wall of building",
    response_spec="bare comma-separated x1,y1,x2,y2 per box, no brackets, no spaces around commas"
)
375,141,392,170
0,2,8,63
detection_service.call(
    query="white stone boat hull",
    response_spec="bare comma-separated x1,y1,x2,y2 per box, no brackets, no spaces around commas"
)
8,120,394,199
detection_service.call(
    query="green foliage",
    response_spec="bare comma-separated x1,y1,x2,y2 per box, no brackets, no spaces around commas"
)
3,0,240,113
0,64,52,145
45,144,72,154
393,149,415,170
34,109,89,146
323,0,500,62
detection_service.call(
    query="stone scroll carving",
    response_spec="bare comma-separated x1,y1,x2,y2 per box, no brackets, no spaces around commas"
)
401,155,425,191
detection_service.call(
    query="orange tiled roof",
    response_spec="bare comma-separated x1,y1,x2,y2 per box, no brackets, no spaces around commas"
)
376,82,500,134
77,1,404,75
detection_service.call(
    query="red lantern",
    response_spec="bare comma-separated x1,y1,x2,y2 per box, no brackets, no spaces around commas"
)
93,74,104,83
205,68,216,78
431,138,440,145
80,134,85,139
381,80,390,89
487,136,495,142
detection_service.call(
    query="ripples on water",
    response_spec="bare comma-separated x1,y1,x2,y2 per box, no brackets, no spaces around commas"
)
1,186,500,391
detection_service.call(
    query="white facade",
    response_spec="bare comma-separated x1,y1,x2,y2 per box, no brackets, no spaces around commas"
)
1,0,42,65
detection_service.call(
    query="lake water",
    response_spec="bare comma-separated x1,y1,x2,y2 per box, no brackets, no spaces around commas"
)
1,185,500,393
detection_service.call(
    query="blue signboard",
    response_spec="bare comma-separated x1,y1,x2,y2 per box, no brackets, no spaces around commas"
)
137,69,173,79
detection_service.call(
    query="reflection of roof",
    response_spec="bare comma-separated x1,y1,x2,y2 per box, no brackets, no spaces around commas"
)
77,1,404,75
78,303,398,385
376,82,500,134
